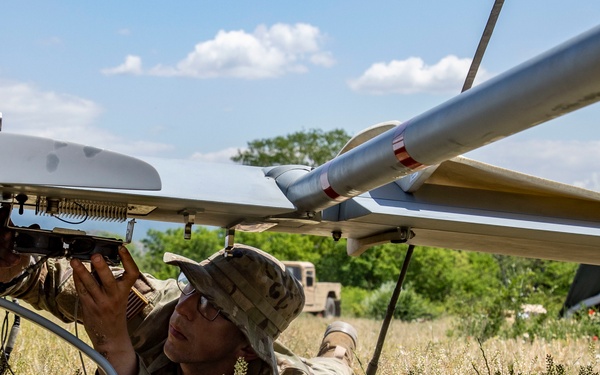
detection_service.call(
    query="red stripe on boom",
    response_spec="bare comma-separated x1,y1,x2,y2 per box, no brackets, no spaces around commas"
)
392,124,423,170
319,162,341,200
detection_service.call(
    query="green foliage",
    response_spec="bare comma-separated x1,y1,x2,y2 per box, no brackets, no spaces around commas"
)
311,240,405,289
362,282,436,321
407,247,502,308
453,304,600,345
137,227,222,279
239,232,409,289
230,128,351,167
545,307,600,340
235,232,323,264
451,293,507,341
450,254,580,342
341,286,370,317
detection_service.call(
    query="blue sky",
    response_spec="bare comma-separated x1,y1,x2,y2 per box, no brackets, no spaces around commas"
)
1,1,599,194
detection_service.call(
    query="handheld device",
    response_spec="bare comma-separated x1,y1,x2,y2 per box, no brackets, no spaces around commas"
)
1,204,122,265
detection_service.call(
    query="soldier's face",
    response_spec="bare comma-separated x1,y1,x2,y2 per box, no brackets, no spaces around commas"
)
164,291,249,370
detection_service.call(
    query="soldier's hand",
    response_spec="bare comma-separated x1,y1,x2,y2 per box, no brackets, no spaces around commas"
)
71,246,140,375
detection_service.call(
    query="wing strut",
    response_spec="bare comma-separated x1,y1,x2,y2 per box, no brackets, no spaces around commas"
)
461,0,505,92
366,244,414,375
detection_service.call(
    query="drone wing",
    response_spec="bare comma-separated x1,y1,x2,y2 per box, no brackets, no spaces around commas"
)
2,24,600,264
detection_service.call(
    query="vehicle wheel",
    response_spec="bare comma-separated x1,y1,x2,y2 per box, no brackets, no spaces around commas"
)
324,297,336,318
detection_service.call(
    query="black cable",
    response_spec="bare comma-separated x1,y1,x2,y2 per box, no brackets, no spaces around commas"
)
0,309,9,373
0,300,16,375
5,302,20,370
51,201,89,225
74,298,88,375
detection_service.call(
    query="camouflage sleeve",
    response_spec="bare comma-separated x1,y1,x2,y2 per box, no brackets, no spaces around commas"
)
0,257,76,323
1,256,180,352
0,257,139,324
1,256,184,373
275,340,314,374
274,341,353,375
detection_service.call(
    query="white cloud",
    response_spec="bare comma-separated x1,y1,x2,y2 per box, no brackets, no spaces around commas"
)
573,172,600,192
257,23,321,54
103,23,334,79
112,140,174,155
190,147,239,163
310,51,336,67
101,55,143,76
0,80,172,156
0,80,102,132
348,55,491,95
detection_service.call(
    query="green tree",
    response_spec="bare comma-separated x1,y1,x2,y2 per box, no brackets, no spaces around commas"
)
231,128,351,167
239,233,412,289
315,241,407,289
138,227,222,279
491,255,577,314
407,247,502,306
236,231,322,264
363,281,435,321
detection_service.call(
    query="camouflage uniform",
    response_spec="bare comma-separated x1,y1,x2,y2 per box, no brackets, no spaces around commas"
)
2,251,353,375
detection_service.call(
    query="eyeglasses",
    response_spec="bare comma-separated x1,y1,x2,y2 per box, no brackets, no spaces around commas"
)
176,272,221,321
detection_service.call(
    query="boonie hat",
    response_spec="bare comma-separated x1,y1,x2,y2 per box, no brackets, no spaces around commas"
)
164,244,305,375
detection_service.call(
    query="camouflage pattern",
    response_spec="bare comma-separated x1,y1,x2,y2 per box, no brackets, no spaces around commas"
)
275,341,353,375
1,253,352,375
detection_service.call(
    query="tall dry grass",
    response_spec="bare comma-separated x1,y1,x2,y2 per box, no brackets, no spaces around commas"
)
0,308,597,374
0,306,96,374
282,315,598,375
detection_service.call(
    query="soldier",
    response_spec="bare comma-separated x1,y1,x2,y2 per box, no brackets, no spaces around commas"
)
0,207,357,375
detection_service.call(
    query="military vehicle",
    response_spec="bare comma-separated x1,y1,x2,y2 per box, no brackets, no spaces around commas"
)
283,261,342,317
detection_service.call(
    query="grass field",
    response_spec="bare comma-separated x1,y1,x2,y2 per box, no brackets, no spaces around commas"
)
282,316,599,375
0,307,598,375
